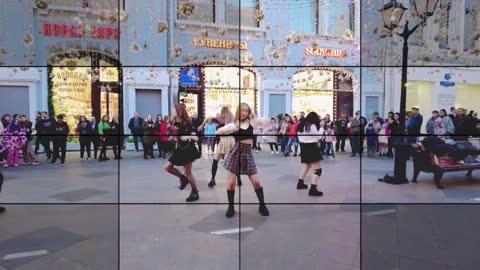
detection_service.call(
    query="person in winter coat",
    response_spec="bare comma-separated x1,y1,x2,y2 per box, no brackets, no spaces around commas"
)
142,115,156,159
406,106,423,143
284,118,299,157
19,115,39,165
324,125,336,158
110,116,123,160
128,112,145,152
453,108,475,141
263,118,279,154
35,111,55,160
2,118,27,167
76,116,92,160
438,109,455,139
425,110,439,135
98,115,111,161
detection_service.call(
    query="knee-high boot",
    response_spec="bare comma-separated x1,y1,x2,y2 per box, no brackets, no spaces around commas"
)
255,187,269,216
226,190,235,218
209,159,218,188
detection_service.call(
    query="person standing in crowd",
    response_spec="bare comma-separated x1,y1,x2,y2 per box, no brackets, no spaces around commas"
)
98,115,111,161
157,115,170,159
385,112,395,157
349,111,362,157
143,115,156,160
90,116,100,160
377,119,390,157
19,115,39,165
448,107,456,121
76,116,92,160
203,118,217,155
299,111,305,122
191,112,203,156
324,124,336,158
264,117,279,154
35,111,55,160
368,114,382,135
50,114,69,165
154,115,164,158
296,112,325,196
366,123,377,158
278,114,291,154
438,109,455,139
324,114,334,129
390,113,405,143
0,119,3,166
425,110,439,135
110,116,123,160
1,114,11,129
335,113,348,152
128,112,144,152
0,169,4,213
219,103,270,218
164,104,201,202
284,116,299,157
2,117,27,168
406,106,423,143
34,111,41,155
208,107,236,188
453,108,475,141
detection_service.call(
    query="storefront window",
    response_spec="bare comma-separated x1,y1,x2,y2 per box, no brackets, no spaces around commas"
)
287,0,317,34
50,0,117,9
204,89,255,117
325,1,355,38
225,0,258,27
292,70,335,118
177,0,215,23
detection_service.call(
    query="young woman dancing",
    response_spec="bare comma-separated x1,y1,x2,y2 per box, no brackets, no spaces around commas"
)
164,104,201,202
297,112,324,196
207,107,236,188
218,103,270,218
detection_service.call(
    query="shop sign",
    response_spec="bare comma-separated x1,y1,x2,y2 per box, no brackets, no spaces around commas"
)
180,67,200,86
43,23,119,40
100,67,119,82
440,73,455,87
193,38,248,50
305,48,348,58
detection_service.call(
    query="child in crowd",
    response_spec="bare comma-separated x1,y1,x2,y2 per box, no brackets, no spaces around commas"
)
204,118,217,155
366,123,377,158
377,121,390,156
323,125,336,158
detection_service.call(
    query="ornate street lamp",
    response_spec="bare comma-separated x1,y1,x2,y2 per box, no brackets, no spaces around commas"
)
378,0,438,183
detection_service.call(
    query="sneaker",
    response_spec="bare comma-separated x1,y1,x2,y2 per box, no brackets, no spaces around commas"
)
271,151,274,154
13,164,19,167
60,163,65,166
32,161,40,166
3,164,8,168
80,158,84,160
49,161,58,165
86,157,90,160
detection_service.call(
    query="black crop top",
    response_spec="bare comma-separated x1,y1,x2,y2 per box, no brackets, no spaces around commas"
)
235,124,254,141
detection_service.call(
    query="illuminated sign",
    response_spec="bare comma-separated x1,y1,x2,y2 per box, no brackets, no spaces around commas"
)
43,23,119,40
305,48,348,58
180,67,200,86
193,38,248,50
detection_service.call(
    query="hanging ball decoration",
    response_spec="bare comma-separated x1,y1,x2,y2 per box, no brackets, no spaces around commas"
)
293,35,301,44
119,11,128,23
201,28,209,38
157,22,168,33
129,42,142,53
0,48,7,55
450,49,458,55
35,0,48,9
174,46,182,58
178,2,195,17
311,41,319,50
218,28,226,36
23,34,33,48
256,9,265,22
343,29,354,39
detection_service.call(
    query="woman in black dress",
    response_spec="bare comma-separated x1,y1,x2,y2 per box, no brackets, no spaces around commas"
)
164,104,201,202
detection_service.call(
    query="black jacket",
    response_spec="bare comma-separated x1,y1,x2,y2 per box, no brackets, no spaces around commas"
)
76,121,92,136
128,117,145,135
35,117,55,135
54,121,70,141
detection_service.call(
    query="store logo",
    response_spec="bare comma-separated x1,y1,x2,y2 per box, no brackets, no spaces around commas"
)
440,73,455,87
193,38,248,50
43,23,119,40
305,48,348,58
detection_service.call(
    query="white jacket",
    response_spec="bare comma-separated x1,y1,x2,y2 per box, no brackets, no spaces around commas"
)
298,124,324,143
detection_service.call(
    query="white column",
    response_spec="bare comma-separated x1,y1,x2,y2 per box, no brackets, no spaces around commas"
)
455,0,465,52
354,1,360,40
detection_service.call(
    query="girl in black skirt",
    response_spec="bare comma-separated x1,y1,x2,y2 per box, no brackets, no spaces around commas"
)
164,104,201,202
297,112,324,196
218,103,270,218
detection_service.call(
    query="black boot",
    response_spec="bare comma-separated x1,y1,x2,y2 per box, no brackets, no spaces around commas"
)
237,175,242,186
209,160,218,188
226,190,235,218
179,175,189,190
255,187,269,216
308,184,323,196
186,189,199,202
296,179,308,189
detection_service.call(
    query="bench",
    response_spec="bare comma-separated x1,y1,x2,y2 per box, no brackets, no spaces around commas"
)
411,147,480,189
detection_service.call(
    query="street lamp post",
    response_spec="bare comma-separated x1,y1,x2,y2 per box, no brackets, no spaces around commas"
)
378,0,439,183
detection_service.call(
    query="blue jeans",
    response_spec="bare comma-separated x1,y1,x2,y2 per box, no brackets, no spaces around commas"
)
280,136,289,153
325,142,334,155
286,138,298,154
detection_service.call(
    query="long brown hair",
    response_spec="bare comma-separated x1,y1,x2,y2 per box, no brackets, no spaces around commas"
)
173,103,192,125
219,106,234,124
235,103,253,122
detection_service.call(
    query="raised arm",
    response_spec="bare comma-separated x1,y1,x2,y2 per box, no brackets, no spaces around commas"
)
250,118,271,129
216,123,238,135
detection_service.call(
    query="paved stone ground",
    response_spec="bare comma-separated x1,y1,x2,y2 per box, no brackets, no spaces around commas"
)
362,156,480,203
362,205,480,270
0,205,118,270
120,204,360,270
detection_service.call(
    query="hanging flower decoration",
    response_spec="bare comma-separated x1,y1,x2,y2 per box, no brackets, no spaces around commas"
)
0,48,7,55
311,41,319,50
119,11,128,23
293,35,301,44
129,42,142,53
35,0,48,9
157,22,168,33
343,29,354,39
23,34,33,48
201,28,209,38
178,2,195,17
174,45,182,58
218,28,226,36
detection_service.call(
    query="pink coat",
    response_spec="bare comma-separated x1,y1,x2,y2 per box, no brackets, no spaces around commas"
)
2,127,27,151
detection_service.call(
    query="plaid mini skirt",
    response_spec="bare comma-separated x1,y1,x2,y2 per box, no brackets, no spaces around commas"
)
224,142,257,176
215,136,235,155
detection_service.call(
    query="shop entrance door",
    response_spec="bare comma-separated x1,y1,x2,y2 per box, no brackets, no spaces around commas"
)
136,89,162,118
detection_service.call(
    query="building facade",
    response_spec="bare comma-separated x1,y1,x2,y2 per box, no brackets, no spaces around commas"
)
0,0,360,133
362,0,480,119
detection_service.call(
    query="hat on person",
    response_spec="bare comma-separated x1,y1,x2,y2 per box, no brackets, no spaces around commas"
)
412,106,420,110
372,112,379,115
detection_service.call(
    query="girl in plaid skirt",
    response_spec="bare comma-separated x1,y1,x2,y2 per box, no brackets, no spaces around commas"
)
218,103,271,218
164,104,201,202
205,107,237,188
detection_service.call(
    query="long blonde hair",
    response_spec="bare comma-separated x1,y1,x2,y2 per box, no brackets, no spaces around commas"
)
219,106,234,124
